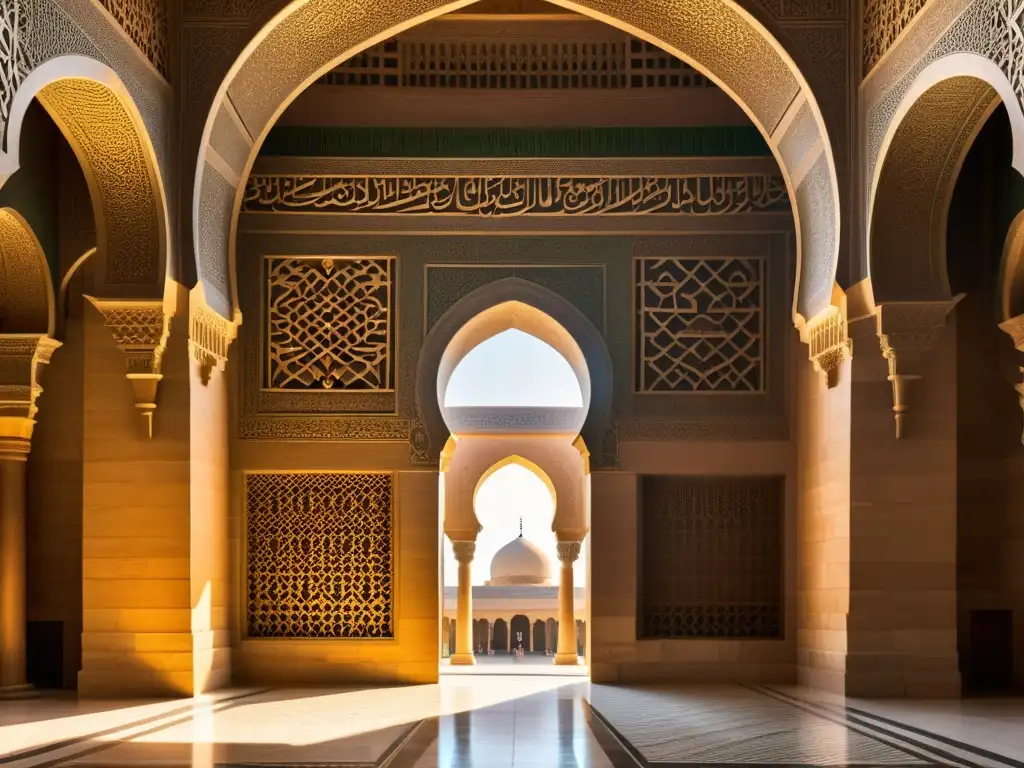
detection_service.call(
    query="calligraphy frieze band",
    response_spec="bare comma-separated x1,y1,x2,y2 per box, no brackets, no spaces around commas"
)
242,174,789,217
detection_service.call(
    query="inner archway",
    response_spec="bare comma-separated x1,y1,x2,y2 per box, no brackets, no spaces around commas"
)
439,295,592,673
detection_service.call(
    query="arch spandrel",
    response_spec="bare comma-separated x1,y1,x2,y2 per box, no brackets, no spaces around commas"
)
0,208,55,336
195,0,841,327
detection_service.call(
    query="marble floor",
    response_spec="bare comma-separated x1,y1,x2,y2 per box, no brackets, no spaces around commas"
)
2,678,1023,768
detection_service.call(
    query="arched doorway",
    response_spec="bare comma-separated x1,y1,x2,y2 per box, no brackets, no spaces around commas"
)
510,615,530,653
473,619,489,655
533,620,546,654
437,294,595,673
492,619,508,653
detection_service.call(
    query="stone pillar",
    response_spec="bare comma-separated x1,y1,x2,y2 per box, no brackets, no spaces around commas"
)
554,542,581,665
0,432,31,696
450,541,475,665
0,335,59,698
487,620,493,655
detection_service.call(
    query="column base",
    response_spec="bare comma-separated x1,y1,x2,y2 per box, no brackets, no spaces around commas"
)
0,683,38,700
553,653,580,666
449,653,476,666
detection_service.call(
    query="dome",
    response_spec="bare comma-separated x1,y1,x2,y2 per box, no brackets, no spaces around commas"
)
487,535,554,586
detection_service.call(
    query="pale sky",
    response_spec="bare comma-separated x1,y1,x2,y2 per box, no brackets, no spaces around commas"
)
442,329,588,586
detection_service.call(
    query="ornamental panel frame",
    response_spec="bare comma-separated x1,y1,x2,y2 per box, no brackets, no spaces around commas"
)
633,255,766,394
243,470,396,640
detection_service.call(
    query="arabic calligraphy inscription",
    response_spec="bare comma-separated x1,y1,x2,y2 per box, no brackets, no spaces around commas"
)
243,175,789,216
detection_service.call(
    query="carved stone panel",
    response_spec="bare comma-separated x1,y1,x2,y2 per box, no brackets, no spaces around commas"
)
245,472,394,638
634,256,764,393
639,476,783,639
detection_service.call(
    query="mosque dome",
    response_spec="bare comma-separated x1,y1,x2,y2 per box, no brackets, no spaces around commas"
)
487,534,554,586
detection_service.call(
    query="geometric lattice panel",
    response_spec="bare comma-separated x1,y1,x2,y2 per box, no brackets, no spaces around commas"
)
265,257,395,391
640,476,782,639
635,256,764,392
246,473,394,638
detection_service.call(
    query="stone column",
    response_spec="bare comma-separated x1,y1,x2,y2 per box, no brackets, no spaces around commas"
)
450,541,475,665
487,620,493,655
0,335,59,698
554,542,582,665
0,432,31,697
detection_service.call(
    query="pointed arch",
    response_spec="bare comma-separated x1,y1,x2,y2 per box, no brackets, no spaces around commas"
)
869,54,1024,303
473,454,557,510
416,277,613,453
193,0,841,325
1,55,168,293
0,208,54,335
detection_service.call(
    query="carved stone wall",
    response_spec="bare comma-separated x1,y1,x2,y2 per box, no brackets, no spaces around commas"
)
245,472,394,638
235,229,794,448
97,0,168,78
863,0,930,75
639,475,783,638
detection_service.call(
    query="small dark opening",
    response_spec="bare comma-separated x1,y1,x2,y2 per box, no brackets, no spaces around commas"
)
965,610,1014,695
27,620,64,690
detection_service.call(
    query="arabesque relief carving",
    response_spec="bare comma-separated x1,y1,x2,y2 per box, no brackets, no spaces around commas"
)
635,256,764,393
246,472,394,638
86,296,172,437
243,175,789,217
863,0,930,74
640,476,782,639
875,298,961,439
98,0,169,79
0,2,33,143
266,257,395,391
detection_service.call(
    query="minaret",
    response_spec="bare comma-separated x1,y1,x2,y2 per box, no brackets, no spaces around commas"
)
519,516,523,538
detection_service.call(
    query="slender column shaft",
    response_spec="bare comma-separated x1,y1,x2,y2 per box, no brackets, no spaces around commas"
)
487,620,493,654
450,541,476,665
0,440,31,693
554,542,582,665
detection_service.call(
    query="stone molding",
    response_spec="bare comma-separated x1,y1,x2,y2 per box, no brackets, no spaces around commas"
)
875,297,961,438
451,541,476,564
86,295,172,437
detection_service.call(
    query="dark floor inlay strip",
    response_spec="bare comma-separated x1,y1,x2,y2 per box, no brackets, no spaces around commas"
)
585,702,647,767
749,686,976,768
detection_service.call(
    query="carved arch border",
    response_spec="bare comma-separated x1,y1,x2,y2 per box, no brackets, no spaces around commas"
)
1,55,169,293
868,53,1024,303
0,207,55,335
194,0,842,328
415,277,613,460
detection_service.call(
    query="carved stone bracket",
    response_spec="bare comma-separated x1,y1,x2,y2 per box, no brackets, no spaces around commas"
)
409,420,438,467
189,284,240,382
86,296,173,438
875,297,962,439
805,306,852,389
998,313,1024,444
0,334,61,449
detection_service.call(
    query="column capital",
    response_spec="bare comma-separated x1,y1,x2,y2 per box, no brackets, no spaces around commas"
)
188,283,240,381
556,541,582,565
874,297,961,438
0,334,61,451
802,298,851,389
86,294,174,438
451,540,476,564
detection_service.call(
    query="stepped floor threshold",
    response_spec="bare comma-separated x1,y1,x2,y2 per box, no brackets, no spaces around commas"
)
2,681,1023,767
